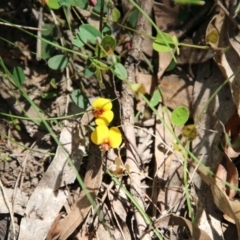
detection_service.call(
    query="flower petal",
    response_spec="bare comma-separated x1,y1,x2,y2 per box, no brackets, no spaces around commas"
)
95,110,114,125
108,127,122,148
91,125,109,145
92,98,112,111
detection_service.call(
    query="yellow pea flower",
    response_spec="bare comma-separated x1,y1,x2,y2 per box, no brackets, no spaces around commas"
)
91,125,122,151
92,98,114,125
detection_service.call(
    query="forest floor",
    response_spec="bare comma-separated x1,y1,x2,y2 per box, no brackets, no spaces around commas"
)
0,0,240,239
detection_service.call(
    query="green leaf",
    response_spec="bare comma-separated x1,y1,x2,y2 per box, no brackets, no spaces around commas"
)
41,24,57,60
150,89,161,107
102,35,116,49
92,58,108,70
72,33,85,47
166,60,177,71
84,66,95,77
50,78,57,89
12,67,25,87
70,0,87,8
47,0,61,9
112,7,121,22
79,24,101,44
171,106,189,126
102,23,112,36
111,63,127,80
153,32,175,52
128,9,139,28
172,35,180,55
95,35,116,58
48,54,69,70
95,68,102,82
42,92,57,99
58,0,71,7
93,0,108,13
71,89,89,109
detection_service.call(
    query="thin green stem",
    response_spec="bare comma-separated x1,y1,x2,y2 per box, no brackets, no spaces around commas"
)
128,0,176,62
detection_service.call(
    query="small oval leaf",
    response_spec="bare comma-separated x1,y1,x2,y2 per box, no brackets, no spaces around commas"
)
171,106,189,126
71,89,89,109
111,63,127,80
48,54,69,70
80,24,101,44
47,0,61,9
153,32,175,53
150,88,161,107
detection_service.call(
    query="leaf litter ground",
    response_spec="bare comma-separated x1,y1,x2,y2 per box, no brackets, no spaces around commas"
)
1,1,240,240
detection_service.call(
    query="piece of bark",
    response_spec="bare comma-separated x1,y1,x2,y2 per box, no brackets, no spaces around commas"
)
120,0,153,239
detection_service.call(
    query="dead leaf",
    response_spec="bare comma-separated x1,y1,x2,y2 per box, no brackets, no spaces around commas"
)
205,8,225,49
206,7,240,115
153,105,185,217
18,123,84,240
0,188,28,216
159,74,193,109
224,114,240,157
153,214,211,240
191,59,236,238
177,45,214,65
191,160,240,238
136,73,156,95
58,142,102,239
215,154,239,199
46,212,64,240
108,190,127,222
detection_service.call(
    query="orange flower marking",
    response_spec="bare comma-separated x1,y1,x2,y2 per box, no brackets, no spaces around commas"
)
92,98,114,125
91,126,122,151
92,108,104,118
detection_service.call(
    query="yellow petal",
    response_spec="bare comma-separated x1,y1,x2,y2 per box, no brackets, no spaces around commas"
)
91,125,109,145
92,98,112,111
108,127,122,148
95,110,114,125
